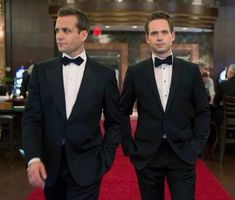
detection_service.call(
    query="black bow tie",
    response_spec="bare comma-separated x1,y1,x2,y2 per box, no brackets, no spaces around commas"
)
61,56,84,66
155,55,172,67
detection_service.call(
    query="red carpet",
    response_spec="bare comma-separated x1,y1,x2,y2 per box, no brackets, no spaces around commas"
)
27,120,234,200
27,147,234,200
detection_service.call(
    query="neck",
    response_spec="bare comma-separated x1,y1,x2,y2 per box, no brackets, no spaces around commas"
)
153,52,172,59
154,54,172,59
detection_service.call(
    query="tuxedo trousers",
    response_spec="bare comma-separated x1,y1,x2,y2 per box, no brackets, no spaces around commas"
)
44,147,101,200
135,139,196,200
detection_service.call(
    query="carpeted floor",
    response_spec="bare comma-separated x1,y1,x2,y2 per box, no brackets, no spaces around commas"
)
27,146,234,200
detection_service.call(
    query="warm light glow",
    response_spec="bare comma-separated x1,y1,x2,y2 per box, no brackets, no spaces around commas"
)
93,26,102,37
192,0,202,5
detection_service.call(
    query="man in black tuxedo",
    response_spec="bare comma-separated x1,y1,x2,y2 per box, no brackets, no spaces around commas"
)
120,11,210,200
22,7,121,200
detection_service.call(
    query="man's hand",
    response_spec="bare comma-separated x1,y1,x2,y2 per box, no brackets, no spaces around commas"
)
27,160,47,188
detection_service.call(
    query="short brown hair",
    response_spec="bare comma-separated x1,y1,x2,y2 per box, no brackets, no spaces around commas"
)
57,7,90,32
144,10,174,35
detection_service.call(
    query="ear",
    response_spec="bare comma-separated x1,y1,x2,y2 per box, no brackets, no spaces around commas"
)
171,31,176,42
80,30,88,42
145,34,150,44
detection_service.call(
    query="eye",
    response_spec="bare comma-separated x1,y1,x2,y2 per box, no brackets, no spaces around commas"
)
62,28,72,33
150,31,158,36
162,30,170,35
54,28,59,34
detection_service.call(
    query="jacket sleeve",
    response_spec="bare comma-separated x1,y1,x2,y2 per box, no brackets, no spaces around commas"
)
191,65,211,155
120,68,136,155
22,64,43,164
101,70,122,168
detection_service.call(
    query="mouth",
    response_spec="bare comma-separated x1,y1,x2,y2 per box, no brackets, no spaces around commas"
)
57,43,66,47
157,43,164,47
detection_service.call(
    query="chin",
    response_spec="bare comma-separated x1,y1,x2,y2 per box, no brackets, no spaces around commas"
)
58,48,66,53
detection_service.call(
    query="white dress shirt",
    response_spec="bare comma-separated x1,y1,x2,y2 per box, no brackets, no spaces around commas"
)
62,51,87,119
152,54,173,111
152,53,173,138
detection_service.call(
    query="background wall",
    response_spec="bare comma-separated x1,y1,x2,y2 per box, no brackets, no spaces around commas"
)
5,0,54,74
213,1,235,81
5,0,235,83
0,0,5,71
86,31,213,65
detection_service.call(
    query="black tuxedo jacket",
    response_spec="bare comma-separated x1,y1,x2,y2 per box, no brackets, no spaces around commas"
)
214,76,235,105
120,57,210,169
22,55,121,186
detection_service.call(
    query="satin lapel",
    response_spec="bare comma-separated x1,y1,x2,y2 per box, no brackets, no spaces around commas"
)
165,57,182,113
68,57,99,121
145,58,164,110
45,58,66,120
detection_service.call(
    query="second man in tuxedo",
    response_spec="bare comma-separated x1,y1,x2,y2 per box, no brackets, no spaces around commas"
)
120,11,210,200
22,7,121,200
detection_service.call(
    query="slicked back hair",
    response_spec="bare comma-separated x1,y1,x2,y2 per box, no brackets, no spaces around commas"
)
57,7,90,33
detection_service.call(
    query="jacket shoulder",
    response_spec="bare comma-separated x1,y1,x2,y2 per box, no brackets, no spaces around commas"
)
35,57,59,66
86,56,116,79
88,57,112,72
129,58,152,71
174,57,198,68
174,57,200,75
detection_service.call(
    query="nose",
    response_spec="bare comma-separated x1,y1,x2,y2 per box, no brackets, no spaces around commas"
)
156,33,163,40
56,30,64,39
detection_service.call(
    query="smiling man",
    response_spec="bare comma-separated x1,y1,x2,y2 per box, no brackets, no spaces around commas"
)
22,7,121,200
120,10,210,200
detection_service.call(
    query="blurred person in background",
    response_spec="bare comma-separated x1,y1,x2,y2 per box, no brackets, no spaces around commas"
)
214,64,235,105
213,64,235,133
20,63,34,98
0,68,7,96
196,60,215,104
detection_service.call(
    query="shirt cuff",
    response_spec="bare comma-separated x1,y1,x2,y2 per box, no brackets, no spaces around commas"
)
28,158,41,167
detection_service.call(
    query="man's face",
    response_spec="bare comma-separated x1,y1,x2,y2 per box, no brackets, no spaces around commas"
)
227,68,235,80
55,15,88,57
199,66,208,75
145,19,175,58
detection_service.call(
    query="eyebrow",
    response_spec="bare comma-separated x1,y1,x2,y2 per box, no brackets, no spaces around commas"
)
55,27,73,31
150,30,170,34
